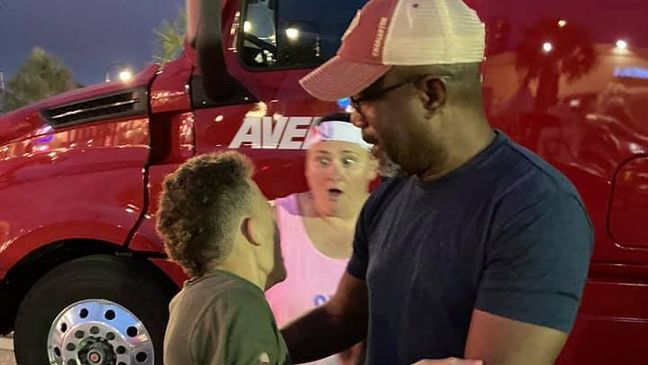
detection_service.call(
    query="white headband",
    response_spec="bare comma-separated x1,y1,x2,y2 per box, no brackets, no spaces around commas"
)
303,120,373,151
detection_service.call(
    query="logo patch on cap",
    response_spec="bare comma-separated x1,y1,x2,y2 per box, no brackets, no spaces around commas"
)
372,17,389,57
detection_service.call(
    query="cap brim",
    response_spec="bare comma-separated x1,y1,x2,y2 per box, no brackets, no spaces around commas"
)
299,56,390,102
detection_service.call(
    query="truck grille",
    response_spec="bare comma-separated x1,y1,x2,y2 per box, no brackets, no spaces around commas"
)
42,89,147,128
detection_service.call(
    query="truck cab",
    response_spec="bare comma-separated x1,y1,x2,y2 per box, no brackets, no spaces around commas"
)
0,0,646,364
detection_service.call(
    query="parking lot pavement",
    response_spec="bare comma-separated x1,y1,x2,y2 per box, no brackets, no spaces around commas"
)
0,336,15,365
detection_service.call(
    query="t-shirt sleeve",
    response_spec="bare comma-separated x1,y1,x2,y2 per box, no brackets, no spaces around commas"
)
193,288,290,365
475,193,594,333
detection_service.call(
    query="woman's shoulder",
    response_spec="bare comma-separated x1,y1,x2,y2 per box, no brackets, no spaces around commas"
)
273,192,304,217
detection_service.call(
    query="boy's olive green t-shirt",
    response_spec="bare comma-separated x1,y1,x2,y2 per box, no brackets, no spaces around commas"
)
164,270,291,365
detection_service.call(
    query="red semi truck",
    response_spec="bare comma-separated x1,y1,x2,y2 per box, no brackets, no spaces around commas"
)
1,0,647,364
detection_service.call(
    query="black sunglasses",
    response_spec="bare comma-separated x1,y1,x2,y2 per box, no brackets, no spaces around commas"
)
350,78,419,112
350,75,451,113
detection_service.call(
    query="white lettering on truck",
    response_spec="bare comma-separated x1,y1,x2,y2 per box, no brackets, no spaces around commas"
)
229,117,321,150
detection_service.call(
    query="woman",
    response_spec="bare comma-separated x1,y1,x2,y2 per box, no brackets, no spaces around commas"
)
266,113,376,365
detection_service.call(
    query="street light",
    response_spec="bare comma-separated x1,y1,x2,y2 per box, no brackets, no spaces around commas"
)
105,63,134,83
118,70,134,82
0,70,5,112
616,39,628,51
542,42,553,54
285,27,300,41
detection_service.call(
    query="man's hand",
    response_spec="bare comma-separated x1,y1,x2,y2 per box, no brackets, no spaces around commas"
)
281,273,368,363
412,358,483,365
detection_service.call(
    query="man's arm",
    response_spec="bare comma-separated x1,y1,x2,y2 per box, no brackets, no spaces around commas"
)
464,309,567,365
460,192,593,365
281,272,369,363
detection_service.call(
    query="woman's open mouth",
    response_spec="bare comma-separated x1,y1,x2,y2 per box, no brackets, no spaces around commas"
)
328,188,343,199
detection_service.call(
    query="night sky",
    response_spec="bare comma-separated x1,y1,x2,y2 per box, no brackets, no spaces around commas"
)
0,0,184,86
2,0,647,88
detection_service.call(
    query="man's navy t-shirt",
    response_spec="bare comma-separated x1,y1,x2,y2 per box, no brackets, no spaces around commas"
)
347,132,593,365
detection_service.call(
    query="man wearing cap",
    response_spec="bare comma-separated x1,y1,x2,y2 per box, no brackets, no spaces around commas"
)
282,1,593,365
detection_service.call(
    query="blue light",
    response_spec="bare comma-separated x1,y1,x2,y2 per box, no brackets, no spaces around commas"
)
614,67,648,80
35,135,54,143
337,97,351,110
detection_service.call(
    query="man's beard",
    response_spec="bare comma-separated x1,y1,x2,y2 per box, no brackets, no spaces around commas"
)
380,156,403,178
371,145,403,178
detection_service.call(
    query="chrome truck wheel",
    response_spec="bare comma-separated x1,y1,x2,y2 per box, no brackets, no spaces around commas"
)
14,255,174,365
48,300,154,365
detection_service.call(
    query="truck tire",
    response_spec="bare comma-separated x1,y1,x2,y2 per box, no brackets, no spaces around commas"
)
13,254,173,365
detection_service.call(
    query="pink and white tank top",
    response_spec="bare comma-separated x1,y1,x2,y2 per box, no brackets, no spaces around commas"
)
266,194,349,365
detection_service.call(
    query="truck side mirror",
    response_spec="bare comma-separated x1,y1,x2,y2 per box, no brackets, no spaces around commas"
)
185,0,199,47
195,0,237,101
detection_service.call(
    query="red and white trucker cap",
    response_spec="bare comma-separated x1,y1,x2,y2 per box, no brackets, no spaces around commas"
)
299,0,485,102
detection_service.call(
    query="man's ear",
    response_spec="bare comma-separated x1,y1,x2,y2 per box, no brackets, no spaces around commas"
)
241,217,261,247
419,76,447,112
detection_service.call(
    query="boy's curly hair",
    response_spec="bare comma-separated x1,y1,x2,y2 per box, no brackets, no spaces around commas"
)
156,151,254,278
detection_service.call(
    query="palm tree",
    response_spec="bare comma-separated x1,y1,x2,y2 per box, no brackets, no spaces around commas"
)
153,10,187,64
4,47,77,112
515,18,598,112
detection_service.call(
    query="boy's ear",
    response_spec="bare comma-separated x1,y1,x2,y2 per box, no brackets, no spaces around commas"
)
241,217,261,246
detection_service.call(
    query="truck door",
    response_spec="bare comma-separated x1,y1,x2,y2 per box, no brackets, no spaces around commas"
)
482,0,648,363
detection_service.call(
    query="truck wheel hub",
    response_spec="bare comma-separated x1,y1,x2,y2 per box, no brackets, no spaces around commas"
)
88,350,103,363
47,299,154,365
78,338,114,364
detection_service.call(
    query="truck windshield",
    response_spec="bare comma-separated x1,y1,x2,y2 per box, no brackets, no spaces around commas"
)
241,0,367,69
